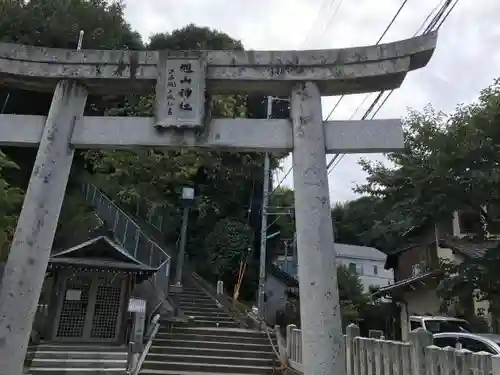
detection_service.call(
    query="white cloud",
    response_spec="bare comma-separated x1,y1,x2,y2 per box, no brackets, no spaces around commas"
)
123,0,500,203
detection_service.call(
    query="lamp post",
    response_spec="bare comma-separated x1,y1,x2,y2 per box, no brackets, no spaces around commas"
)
173,185,195,316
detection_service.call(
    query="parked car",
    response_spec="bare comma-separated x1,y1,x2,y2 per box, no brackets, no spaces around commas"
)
410,315,472,334
433,332,500,355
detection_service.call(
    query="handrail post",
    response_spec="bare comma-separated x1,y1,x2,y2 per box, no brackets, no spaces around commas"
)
127,299,147,374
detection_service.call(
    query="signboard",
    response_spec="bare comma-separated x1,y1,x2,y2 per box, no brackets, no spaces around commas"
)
65,289,82,301
155,56,206,129
127,298,146,313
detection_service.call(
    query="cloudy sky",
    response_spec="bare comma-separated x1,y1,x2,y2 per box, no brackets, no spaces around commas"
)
123,0,500,203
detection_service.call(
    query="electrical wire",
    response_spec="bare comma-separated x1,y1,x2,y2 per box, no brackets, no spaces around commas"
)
302,0,336,47
328,0,460,174
316,0,346,41
271,0,347,196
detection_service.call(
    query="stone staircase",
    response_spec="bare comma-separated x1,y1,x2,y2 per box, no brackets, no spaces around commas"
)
25,343,127,374
140,285,278,374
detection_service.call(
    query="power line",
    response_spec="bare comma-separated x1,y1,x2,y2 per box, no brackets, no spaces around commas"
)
278,0,412,190
328,0,460,174
316,0,346,41
325,0,410,171
302,0,336,47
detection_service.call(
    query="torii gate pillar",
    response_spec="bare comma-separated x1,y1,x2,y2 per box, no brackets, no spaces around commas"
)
0,80,87,375
292,82,344,374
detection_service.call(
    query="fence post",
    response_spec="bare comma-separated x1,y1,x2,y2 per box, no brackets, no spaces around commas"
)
409,328,433,375
286,324,296,360
346,323,360,375
492,355,500,375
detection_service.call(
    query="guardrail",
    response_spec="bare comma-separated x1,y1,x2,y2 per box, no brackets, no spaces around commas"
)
82,183,171,288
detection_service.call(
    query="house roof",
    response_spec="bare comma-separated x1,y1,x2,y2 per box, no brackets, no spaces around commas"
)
439,235,500,259
334,243,386,261
49,236,158,277
372,271,438,298
268,264,299,287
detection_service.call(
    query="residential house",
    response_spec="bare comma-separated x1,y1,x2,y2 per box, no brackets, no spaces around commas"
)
263,264,299,325
374,210,500,339
275,242,393,292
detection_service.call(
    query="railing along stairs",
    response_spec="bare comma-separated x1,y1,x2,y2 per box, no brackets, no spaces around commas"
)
82,183,171,290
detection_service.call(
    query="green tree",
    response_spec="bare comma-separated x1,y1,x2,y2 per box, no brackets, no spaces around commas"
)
337,264,369,327
332,196,413,252
0,0,142,49
284,265,369,330
204,218,253,277
0,150,23,260
357,78,500,330
0,0,143,256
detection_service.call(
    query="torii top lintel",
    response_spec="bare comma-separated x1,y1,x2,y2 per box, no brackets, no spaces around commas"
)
0,32,437,96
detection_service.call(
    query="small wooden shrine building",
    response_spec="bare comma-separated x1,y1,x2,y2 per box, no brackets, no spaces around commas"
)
39,235,156,344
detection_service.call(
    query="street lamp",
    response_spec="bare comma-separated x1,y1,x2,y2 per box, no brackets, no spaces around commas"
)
173,185,195,317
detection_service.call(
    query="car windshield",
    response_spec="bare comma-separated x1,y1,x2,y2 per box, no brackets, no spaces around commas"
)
425,319,472,334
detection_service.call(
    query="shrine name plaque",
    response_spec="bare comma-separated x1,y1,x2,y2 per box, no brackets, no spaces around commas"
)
155,55,206,129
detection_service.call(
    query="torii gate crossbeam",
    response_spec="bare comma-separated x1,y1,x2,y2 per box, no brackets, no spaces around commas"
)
0,32,437,375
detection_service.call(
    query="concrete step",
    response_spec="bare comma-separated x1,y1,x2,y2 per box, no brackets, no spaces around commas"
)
148,346,276,360
27,350,127,360
27,368,125,374
183,312,233,320
188,320,239,328
180,291,213,298
181,305,227,313
180,300,218,308
184,315,235,322
141,370,272,375
166,327,268,339
28,345,126,353
180,296,215,302
164,320,239,328
155,333,271,345
144,353,274,367
151,338,274,352
27,358,126,369
141,360,274,374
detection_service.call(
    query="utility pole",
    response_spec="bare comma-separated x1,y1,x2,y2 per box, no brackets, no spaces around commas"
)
173,185,195,316
257,96,272,318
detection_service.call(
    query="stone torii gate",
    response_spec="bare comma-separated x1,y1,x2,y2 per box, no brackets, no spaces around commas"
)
0,33,437,375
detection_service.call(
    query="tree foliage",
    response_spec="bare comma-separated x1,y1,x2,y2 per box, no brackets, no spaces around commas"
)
354,78,500,328
0,151,23,261
357,80,500,235
204,218,253,276
284,265,370,330
0,0,145,256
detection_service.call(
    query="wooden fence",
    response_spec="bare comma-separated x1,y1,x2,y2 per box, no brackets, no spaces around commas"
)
283,324,500,374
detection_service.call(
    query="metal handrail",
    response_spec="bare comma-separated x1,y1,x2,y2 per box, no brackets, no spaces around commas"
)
131,314,161,375
82,183,170,270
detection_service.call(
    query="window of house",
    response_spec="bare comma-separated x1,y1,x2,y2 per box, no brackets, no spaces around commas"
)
348,263,363,275
458,210,481,234
373,265,378,275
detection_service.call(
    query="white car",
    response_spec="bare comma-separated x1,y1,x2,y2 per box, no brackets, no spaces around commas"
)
410,315,472,334
433,332,500,355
